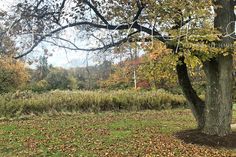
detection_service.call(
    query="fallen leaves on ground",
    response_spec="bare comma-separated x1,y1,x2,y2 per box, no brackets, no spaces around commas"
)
0,109,235,156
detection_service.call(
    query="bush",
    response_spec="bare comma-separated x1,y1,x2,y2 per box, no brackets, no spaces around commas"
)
0,90,187,118
0,57,29,93
28,80,49,92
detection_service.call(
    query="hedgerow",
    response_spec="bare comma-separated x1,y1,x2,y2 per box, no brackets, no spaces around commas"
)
0,90,187,118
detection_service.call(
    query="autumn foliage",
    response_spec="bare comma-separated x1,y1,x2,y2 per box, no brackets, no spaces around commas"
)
0,56,29,93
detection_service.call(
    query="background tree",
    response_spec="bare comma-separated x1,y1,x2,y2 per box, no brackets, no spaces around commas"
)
0,15,29,93
0,57,29,93
100,61,133,89
46,67,71,90
139,41,178,90
35,55,49,81
67,75,78,90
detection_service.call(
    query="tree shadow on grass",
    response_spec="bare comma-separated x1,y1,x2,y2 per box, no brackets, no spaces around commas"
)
175,129,236,149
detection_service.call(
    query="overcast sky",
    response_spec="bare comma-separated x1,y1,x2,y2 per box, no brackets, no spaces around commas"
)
0,0,98,68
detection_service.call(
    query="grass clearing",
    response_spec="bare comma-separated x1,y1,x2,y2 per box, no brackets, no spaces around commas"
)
0,109,235,156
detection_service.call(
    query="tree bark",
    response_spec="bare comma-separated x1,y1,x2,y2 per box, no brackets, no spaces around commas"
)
176,56,205,129
203,55,233,136
201,0,235,136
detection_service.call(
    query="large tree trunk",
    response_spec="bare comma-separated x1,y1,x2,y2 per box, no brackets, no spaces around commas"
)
201,0,235,136
176,0,234,136
174,0,234,136
177,55,233,136
176,56,205,129
203,55,233,136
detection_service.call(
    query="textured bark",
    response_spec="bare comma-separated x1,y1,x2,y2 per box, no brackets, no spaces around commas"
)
203,56,233,136
176,57,205,129
201,0,235,136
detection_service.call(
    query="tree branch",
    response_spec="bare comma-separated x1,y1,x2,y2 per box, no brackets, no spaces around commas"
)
176,56,205,129
15,30,139,59
171,17,192,30
14,19,170,59
44,31,139,51
35,0,44,8
133,0,145,22
83,0,109,25
56,0,67,23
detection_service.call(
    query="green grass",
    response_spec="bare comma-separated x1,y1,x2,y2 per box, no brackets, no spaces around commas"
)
0,109,235,156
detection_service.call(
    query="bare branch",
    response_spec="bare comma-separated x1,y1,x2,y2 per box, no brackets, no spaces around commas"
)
133,0,145,22
15,19,170,59
83,0,109,25
44,31,140,51
90,34,106,47
171,17,192,30
57,0,67,23
15,29,140,59
35,0,44,8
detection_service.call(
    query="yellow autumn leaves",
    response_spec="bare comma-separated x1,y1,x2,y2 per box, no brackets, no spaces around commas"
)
0,56,29,93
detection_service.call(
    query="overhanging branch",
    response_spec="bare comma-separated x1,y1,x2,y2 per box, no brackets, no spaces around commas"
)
15,29,140,59
133,0,145,22
14,20,169,59
84,0,109,25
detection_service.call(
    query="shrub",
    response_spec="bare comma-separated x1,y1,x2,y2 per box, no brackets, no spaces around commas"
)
0,90,187,118
0,57,29,93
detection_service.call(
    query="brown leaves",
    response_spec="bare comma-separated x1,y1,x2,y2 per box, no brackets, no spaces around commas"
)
0,110,235,156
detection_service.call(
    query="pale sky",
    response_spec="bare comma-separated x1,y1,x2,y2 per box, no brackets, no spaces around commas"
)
0,0,98,68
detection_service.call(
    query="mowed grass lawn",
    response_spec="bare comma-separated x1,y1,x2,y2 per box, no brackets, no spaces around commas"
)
0,109,235,157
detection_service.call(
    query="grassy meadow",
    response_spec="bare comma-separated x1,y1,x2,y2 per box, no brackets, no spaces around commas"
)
0,109,235,156
0,90,235,156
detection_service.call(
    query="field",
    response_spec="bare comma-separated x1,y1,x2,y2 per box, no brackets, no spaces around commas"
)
0,109,236,157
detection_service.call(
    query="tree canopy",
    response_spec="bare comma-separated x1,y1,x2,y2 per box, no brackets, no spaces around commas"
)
4,0,220,59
